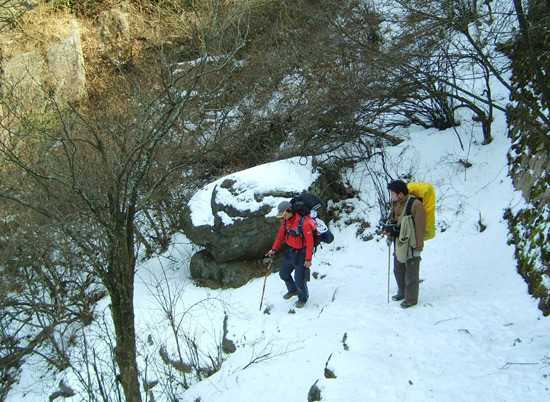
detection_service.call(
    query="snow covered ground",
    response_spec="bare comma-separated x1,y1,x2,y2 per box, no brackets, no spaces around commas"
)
8,99,550,402
131,111,550,402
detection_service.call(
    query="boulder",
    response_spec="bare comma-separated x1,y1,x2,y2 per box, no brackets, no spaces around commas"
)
181,157,321,263
47,23,87,105
98,9,132,66
190,250,267,288
181,157,328,287
2,21,86,114
2,50,47,114
180,180,286,262
98,9,130,45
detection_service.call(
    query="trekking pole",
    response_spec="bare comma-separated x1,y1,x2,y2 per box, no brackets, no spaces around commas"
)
259,258,274,311
387,241,391,303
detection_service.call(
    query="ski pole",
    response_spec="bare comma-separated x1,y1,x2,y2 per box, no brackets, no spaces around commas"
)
387,241,391,303
259,258,274,311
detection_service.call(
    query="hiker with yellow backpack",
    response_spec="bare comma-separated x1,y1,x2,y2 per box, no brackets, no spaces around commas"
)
383,180,436,309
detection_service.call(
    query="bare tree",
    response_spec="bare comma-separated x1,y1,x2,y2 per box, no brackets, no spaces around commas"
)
209,0,398,163
323,0,508,143
0,207,106,401
0,1,248,400
382,0,548,143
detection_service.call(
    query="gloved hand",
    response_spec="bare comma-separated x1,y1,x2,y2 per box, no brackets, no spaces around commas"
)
413,250,421,258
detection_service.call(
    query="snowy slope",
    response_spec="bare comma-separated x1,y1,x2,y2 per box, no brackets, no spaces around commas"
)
8,107,549,402
133,115,550,402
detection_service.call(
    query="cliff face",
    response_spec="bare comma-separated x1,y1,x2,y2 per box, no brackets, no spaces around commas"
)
3,22,86,113
1,3,135,113
507,114,550,315
505,0,550,315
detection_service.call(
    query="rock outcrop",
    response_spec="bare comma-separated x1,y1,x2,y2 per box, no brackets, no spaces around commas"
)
3,50,47,114
2,22,86,112
47,23,87,105
181,179,284,263
98,8,132,67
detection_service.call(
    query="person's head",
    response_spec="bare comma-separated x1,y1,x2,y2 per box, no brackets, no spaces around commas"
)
387,180,409,202
276,201,294,219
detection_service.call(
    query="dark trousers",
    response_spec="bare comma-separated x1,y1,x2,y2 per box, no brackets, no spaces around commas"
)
393,254,421,303
279,248,308,303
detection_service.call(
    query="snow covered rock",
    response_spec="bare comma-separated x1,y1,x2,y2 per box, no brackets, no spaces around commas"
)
181,178,284,262
180,157,328,287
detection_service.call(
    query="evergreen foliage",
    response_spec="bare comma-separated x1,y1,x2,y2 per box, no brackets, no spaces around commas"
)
506,0,550,315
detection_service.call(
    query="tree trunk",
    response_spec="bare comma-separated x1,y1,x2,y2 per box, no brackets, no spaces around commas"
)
110,294,142,402
106,229,142,402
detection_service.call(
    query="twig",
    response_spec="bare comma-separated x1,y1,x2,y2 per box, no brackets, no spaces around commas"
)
242,353,272,370
433,317,459,325
242,338,299,370
501,362,539,370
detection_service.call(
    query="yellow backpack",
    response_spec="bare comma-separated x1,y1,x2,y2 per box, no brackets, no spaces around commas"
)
407,182,436,240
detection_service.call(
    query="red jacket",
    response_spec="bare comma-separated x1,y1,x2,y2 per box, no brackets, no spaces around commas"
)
272,214,315,260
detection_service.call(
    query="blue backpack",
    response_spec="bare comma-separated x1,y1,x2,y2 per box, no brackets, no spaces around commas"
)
297,215,335,247
290,194,335,248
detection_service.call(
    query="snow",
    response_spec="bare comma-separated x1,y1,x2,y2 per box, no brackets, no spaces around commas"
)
130,111,550,402
8,108,550,402
189,156,319,226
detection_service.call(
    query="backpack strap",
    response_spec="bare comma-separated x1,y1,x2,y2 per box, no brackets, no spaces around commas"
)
297,215,305,237
297,215,323,251
405,196,417,216
404,196,422,228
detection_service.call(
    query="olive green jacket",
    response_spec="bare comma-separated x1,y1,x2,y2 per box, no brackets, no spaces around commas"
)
390,195,426,262
396,214,416,263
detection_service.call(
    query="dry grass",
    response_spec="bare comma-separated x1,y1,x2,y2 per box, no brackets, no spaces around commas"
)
0,0,266,106
1,4,79,58
1,0,255,65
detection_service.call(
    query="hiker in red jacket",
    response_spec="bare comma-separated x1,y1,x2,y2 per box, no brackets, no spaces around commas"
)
267,201,315,308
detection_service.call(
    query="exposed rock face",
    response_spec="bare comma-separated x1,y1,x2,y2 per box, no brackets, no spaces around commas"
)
98,9,131,66
98,9,130,44
510,150,550,205
3,50,47,114
3,22,86,112
181,179,283,263
2,6,132,114
47,23,87,105
508,120,550,315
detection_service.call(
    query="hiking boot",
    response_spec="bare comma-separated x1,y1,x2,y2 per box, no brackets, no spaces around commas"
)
283,291,298,300
400,300,417,309
391,294,405,301
295,300,306,308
